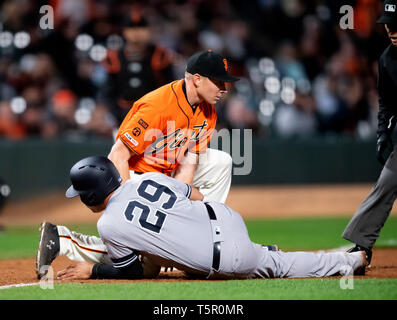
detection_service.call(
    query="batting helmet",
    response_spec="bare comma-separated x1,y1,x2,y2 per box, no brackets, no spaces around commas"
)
66,156,122,206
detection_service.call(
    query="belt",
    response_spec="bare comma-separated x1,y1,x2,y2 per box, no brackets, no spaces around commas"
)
133,170,166,175
205,203,220,272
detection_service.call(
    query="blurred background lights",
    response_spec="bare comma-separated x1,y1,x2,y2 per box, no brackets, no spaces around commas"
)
129,77,142,88
259,57,275,75
264,76,281,94
0,31,13,48
259,99,275,117
10,97,27,114
281,77,296,90
89,44,107,62
75,107,92,125
19,54,36,73
128,62,142,73
0,184,11,197
75,34,94,51
106,34,124,51
248,66,263,85
280,87,296,104
78,97,96,111
13,31,30,49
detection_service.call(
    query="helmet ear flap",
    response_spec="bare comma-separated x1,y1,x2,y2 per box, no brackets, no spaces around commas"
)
80,191,97,206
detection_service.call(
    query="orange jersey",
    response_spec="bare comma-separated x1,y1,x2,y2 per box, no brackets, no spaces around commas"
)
116,79,217,175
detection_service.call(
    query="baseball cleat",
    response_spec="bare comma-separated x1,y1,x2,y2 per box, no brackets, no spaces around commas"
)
36,222,60,280
262,245,279,251
347,244,372,267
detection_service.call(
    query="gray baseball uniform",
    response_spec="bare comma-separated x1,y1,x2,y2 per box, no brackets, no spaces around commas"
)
97,172,365,279
342,145,397,249
342,42,397,251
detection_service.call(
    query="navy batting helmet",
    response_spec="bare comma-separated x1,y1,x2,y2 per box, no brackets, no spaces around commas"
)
66,156,122,206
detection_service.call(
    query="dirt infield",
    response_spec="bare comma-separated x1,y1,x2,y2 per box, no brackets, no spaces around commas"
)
1,249,397,287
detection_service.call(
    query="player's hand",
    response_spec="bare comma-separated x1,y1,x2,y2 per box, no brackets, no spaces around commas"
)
376,133,394,165
57,261,94,280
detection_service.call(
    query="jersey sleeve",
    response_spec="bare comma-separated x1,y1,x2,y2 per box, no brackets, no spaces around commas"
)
98,219,139,268
117,102,163,155
377,52,397,137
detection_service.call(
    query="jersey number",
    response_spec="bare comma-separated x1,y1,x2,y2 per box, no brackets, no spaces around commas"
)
124,179,176,233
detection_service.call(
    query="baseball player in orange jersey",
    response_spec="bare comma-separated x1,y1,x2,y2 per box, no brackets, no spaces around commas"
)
36,51,241,278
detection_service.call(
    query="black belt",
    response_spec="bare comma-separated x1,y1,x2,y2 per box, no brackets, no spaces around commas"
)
205,203,220,272
133,170,166,175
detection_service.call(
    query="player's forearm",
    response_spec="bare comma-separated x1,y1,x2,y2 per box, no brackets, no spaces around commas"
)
190,186,204,201
173,152,198,185
108,139,133,183
91,261,143,280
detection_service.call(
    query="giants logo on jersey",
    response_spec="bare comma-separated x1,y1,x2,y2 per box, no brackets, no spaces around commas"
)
148,120,209,154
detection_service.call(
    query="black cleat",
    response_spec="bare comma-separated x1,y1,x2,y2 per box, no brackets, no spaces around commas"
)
36,222,60,280
347,245,372,266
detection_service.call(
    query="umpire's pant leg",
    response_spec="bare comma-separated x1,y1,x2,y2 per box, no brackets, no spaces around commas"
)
342,148,397,249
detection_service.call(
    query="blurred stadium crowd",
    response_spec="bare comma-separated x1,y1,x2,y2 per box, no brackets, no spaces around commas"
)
0,0,391,140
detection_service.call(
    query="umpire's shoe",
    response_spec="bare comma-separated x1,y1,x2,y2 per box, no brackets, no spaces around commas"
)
347,245,372,266
36,222,60,280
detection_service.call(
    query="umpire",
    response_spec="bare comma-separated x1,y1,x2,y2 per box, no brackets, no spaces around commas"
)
342,0,397,263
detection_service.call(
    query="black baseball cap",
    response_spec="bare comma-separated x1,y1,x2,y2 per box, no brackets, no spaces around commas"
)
377,0,397,25
186,50,239,82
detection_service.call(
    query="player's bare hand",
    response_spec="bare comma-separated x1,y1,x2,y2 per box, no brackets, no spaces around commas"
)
57,261,93,280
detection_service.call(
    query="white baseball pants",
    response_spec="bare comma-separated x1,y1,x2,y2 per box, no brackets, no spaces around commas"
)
58,148,233,263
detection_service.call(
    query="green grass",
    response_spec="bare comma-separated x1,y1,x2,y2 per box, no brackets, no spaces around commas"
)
1,217,396,300
1,217,396,260
0,224,99,259
1,279,397,300
245,216,397,250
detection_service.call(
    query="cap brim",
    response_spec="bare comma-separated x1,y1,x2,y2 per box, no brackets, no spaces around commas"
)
65,185,79,198
211,75,240,82
377,16,396,24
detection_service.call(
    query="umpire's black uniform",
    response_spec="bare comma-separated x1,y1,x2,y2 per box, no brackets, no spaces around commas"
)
342,0,397,255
